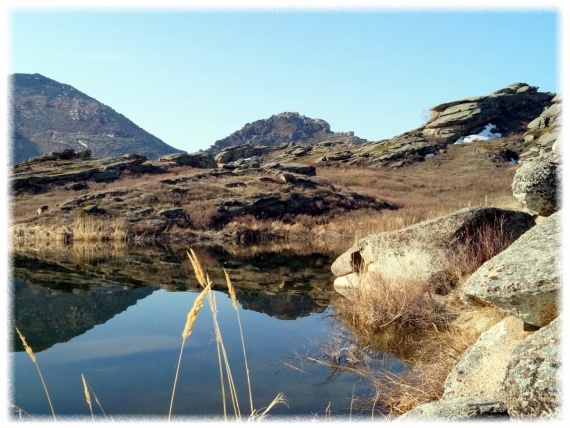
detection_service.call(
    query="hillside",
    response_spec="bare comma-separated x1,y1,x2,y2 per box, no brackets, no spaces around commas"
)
206,111,366,155
10,73,182,164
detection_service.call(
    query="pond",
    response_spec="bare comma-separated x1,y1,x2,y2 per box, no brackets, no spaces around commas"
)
9,244,406,422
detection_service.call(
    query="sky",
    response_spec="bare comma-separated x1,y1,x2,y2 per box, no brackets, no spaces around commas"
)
4,1,563,155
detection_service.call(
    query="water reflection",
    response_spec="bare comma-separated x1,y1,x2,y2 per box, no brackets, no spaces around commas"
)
10,242,409,419
11,243,338,352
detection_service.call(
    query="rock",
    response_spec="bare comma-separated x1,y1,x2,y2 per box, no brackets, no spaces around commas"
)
502,317,561,419
511,94,562,213
91,169,121,182
331,207,535,293
126,207,154,218
159,152,217,168
158,207,186,219
62,182,88,191
398,397,508,421
512,161,560,216
265,162,316,176
278,172,297,183
462,211,561,327
82,204,105,215
443,316,528,402
214,144,267,164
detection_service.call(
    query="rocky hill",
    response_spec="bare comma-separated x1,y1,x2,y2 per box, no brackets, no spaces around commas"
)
206,111,366,155
10,73,182,164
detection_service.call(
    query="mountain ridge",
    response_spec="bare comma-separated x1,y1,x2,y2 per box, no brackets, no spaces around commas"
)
10,73,182,164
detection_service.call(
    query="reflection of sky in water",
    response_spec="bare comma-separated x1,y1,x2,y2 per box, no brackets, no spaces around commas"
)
12,289,390,419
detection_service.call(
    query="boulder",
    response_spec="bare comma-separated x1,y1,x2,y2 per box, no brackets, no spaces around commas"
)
397,397,508,421
512,161,560,216
265,162,316,176
331,207,535,293
158,207,186,219
159,152,217,168
443,316,528,401
214,144,267,164
462,211,561,327
502,317,561,419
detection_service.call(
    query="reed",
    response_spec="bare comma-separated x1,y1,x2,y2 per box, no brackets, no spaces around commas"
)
14,326,56,421
225,269,254,415
168,285,210,421
81,373,94,421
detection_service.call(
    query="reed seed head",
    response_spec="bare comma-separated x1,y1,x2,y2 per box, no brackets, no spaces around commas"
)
82,374,92,409
182,286,209,339
15,326,36,363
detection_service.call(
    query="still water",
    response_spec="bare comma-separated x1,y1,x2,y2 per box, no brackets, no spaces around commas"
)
10,244,405,421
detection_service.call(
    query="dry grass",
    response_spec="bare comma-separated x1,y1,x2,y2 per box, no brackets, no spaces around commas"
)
11,215,128,246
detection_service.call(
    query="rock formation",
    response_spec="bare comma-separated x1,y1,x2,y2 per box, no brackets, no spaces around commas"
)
206,112,366,155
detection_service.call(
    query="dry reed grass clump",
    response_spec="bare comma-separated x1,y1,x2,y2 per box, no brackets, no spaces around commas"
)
10,215,128,247
334,274,456,332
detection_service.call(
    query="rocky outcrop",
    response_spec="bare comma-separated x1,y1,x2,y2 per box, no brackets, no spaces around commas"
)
462,211,561,327
512,94,562,215
331,207,534,294
309,83,555,169
423,83,555,143
10,73,181,164
502,316,561,419
207,112,365,155
158,152,217,168
10,152,166,195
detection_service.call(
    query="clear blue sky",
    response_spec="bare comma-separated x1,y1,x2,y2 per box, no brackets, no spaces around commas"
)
7,6,562,153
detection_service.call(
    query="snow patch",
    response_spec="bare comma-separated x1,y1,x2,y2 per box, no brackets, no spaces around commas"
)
77,140,88,149
508,158,517,165
455,123,502,144
425,153,435,159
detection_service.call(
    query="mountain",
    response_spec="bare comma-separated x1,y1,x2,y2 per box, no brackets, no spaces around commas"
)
206,111,366,155
10,73,182,164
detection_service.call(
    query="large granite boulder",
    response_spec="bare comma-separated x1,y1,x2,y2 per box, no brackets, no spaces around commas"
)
512,160,560,216
502,317,561,419
462,211,561,327
443,316,527,402
331,207,534,293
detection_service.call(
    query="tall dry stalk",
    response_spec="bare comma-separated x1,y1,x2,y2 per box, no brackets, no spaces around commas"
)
224,269,254,415
14,326,56,421
168,285,210,421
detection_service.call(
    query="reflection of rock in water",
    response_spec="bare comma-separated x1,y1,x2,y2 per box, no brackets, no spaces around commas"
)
235,289,326,320
11,277,155,353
